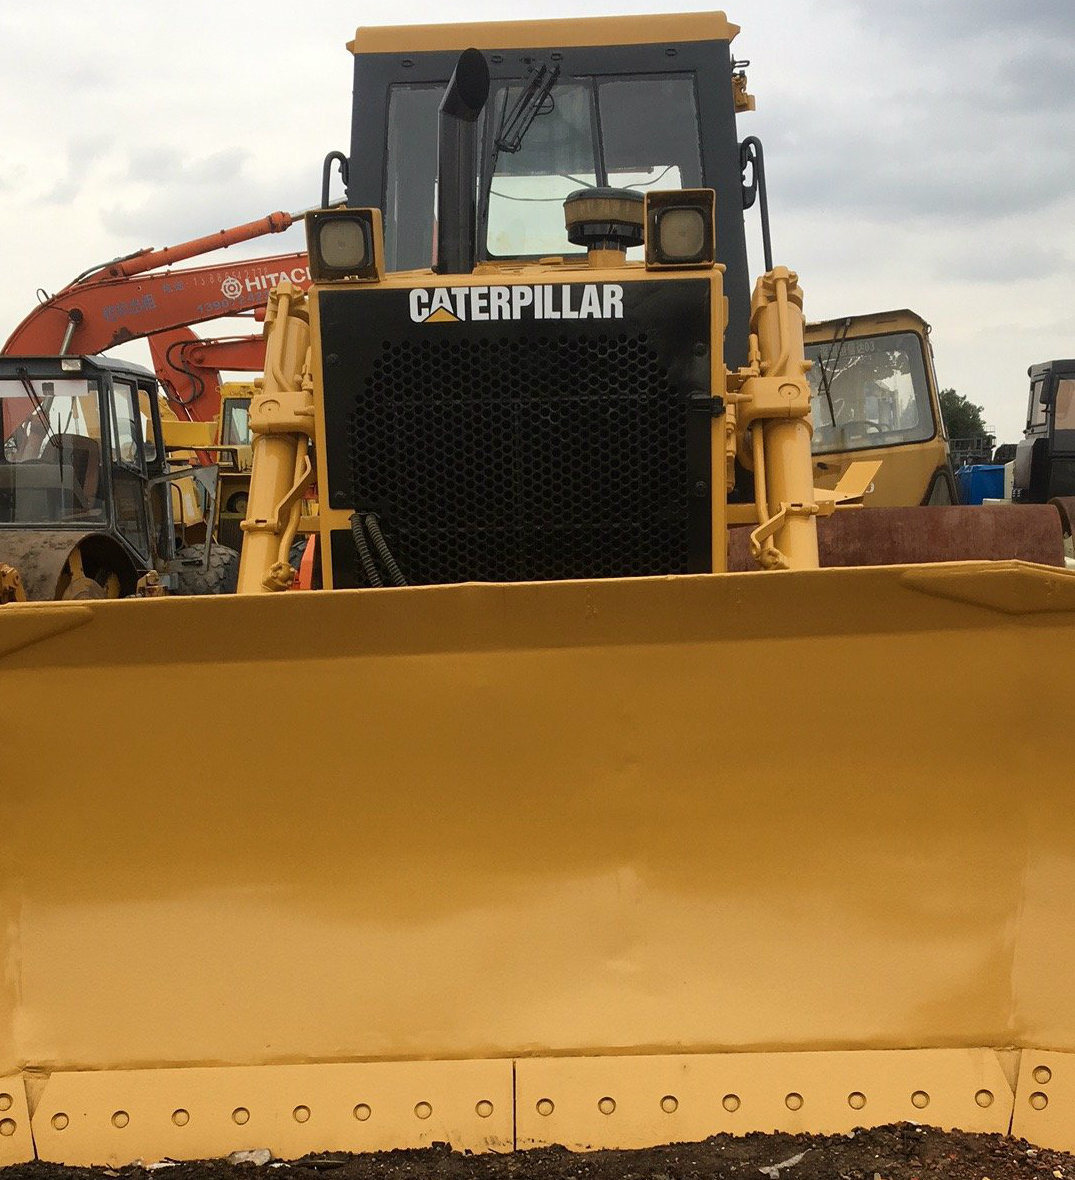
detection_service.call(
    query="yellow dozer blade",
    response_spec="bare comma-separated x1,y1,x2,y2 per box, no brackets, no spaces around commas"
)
3,559,1075,1164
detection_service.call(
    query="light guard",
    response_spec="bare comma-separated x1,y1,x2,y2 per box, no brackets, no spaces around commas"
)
644,189,716,269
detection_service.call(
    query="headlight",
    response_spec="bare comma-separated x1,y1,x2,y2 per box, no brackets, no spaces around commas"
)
644,190,716,269
305,208,384,282
656,207,707,262
319,219,369,270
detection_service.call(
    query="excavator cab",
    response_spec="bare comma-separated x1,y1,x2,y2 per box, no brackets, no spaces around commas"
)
0,355,239,599
0,355,174,598
805,309,956,506
1,369,107,524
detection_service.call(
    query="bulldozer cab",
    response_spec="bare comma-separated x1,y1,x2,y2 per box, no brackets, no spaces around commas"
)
804,309,956,506
1014,359,1075,501
241,13,773,592
346,14,754,364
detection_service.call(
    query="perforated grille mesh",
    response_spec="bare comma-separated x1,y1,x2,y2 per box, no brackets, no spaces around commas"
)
344,332,692,585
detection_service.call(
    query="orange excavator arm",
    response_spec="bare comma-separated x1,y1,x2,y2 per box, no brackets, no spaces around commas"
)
148,328,271,423
2,210,311,421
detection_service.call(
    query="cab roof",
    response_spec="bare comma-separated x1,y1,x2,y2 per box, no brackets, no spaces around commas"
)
805,309,931,342
0,355,156,381
348,12,739,55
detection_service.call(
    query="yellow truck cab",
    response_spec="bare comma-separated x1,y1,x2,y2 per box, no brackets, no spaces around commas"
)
805,309,957,506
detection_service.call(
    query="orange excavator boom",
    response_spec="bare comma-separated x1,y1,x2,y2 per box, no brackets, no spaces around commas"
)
2,212,310,421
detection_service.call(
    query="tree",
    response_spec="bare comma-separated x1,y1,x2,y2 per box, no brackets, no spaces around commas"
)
938,388,988,439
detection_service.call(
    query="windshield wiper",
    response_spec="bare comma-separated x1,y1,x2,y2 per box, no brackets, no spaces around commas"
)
16,367,59,448
815,317,851,430
493,63,560,158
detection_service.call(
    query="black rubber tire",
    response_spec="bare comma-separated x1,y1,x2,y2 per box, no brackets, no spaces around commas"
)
171,545,240,595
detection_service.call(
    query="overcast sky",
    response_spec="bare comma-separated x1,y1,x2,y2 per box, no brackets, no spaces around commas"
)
2,0,1073,445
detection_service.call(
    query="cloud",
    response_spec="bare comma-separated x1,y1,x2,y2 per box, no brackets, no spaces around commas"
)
97,152,316,247
940,238,1070,284
35,133,117,206
773,127,1073,222
861,0,1075,40
752,1,1075,227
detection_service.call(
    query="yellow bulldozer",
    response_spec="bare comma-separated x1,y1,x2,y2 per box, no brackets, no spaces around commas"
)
3,11,1075,1171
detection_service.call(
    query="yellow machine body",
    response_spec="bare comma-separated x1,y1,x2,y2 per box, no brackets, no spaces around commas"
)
160,416,217,540
212,383,256,552
3,8,1075,1171
5,260,1075,1162
159,387,255,550
3,561,1075,1163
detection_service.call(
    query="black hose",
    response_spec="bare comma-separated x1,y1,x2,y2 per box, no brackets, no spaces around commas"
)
349,512,383,587
364,514,408,586
162,340,205,407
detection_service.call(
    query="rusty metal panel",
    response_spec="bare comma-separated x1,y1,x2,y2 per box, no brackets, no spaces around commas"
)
729,506,1066,570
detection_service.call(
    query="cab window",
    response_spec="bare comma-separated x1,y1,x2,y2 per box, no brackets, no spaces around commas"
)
0,376,107,524
1028,378,1047,431
110,379,142,467
220,398,251,445
138,389,159,463
805,331,936,454
384,84,443,271
382,72,705,267
486,81,596,258
484,73,702,259
1054,378,1075,432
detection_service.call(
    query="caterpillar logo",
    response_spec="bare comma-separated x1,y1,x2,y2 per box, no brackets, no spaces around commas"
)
409,283,624,324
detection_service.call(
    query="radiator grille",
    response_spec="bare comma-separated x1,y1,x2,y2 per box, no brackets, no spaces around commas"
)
343,330,694,585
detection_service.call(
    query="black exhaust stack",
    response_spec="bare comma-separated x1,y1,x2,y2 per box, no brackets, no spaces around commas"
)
434,48,490,275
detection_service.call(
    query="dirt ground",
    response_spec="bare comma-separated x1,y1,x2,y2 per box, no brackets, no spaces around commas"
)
3,1125,1073,1180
